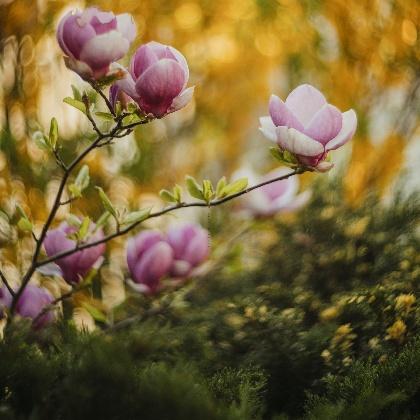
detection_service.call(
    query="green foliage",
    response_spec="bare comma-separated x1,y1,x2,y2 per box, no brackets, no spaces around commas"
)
1,180,419,419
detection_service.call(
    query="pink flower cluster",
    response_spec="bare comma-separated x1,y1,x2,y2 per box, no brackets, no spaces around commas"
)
127,223,209,294
57,8,193,118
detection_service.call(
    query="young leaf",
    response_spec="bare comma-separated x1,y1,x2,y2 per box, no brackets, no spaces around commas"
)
81,300,107,323
122,113,142,125
68,184,82,198
48,117,58,149
220,178,248,197
78,216,90,241
32,131,49,151
71,84,82,101
63,97,86,114
160,189,177,202
269,147,285,162
15,204,28,219
185,176,204,200
66,214,82,228
96,211,111,228
74,165,90,192
173,184,182,203
95,112,114,121
17,217,33,232
202,179,214,203
122,208,151,225
216,176,227,197
95,187,117,218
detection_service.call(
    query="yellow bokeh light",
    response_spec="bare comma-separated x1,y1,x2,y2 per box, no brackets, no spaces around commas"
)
401,19,417,46
175,2,203,30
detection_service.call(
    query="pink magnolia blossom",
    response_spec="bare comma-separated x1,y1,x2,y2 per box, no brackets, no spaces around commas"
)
0,285,55,328
166,223,209,278
240,168,310,217
57,7,136,80
260,84,357,172
114,41,194,117
126,231,174,294
44,222,105,284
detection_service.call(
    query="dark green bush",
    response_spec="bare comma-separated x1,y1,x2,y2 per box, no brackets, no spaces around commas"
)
0,181,418,419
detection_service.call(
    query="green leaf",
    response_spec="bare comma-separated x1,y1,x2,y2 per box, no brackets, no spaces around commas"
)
160,189,177,203
66,214,82,228
220,178,248,197
16,204,28,219
96,211,111,228
78,216,90,240
68,184,82,198
202,179,214,203
95,187,117,218
71,84,82,101
17,217,33,232
216,176,227,197
173,184,182,203
185,176,204,200
74,165,90,192
63,97,86,114
122,208,151,225
95,111,114,121
48,117,58,149
269,147,285,162
81,301,107,323
122,113,143,125
32,131,49,151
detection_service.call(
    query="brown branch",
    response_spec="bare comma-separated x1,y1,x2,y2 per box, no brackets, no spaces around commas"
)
0,269,15,297
35,168,304,268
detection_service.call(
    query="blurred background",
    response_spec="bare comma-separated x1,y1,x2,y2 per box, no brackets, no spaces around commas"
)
0,0,419,321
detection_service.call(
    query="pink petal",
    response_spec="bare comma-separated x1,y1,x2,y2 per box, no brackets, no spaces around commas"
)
63,56,94,79
130,44,159,79
314,161,334,172
79,31,129,71
168,86,195,113
275,126,324,157
304,104,342,145
269,95,304,130
116,13,137,42
183,229,209,267
90,12,117,35
285,84,327,126
259,116,277,142
57,11,76,57
325,109,357,151
61,14,96,59
114,65,140,101
127,231,163,275
135,59,186,117
133,242,173,289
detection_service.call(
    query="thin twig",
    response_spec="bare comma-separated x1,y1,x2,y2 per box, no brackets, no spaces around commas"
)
36,168,304,268
90,81,116,117
32,283,91,326
0,269,15,297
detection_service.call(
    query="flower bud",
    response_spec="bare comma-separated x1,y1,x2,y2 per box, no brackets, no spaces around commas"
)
44,222,105,284
57,7,136,80
127,231,174,294
240,168,311,217
260,84,357,171
0,285,55,328
166,223,209,278
113,41,194,117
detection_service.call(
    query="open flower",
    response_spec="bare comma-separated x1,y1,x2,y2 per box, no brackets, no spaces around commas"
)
57,7,136,80
166,223,209,278
114,41,194,117
127,231,174,294
0,285,55,328
260,84,357,172
44,222,105,284
239,167,311,217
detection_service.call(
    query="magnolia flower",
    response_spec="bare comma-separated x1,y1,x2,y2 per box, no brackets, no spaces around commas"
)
239,167,310,217
44,222,105,284
260,84,357,172
166,223,209,277
0,285,55,328
57,7,136,80
114,41,194,117
127,231,174,294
